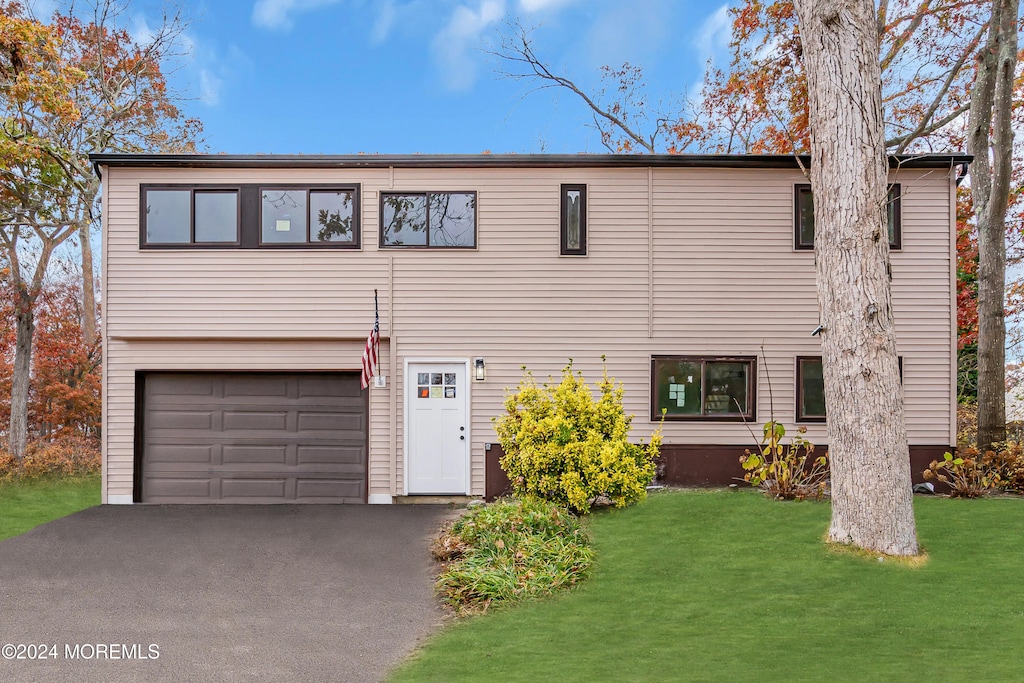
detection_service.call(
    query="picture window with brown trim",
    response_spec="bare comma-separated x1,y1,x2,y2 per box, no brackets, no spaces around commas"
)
380,192,476,248
260,188,357,245
651,356,756,421
795,183,901,250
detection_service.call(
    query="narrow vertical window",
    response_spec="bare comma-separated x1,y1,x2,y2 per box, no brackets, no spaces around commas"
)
795,357,827,422
560,184,587,255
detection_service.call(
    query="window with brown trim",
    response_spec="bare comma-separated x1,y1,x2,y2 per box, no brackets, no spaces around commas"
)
260,187,358,246
796,356,903,423
380,191,476,248
142,187,240,246
795,183,901,250
795,356,826,422
140,184,361,249
651,356,756,421
560,184,586,255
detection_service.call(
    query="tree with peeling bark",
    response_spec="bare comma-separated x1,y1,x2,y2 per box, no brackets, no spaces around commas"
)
968,0,1019,452
791,0,918,555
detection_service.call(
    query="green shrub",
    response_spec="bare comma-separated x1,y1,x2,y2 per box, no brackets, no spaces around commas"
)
493,361,661,514
433,497,594,612
739,421,828,501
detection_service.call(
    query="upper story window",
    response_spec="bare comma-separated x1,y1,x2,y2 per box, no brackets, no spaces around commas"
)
141,184,360,249
143,188,240,246
260,188,357,245
651,356,756,421
380,192,476,248
560,184,587,255
795,183,901,250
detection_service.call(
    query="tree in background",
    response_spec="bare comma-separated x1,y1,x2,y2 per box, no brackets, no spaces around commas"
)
0,1,83,458
0,0,200,458
29,272,101,439
47,0,201,346
0,270,101,447
967,0,1019,451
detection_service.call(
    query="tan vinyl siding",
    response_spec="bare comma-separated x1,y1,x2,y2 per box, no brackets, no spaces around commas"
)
101,163,955,499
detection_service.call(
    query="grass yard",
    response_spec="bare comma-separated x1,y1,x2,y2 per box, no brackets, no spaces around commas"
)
0,475,101,541
391,490,1024,682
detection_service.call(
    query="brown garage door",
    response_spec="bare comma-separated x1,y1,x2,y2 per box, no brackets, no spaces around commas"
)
139,373,367,503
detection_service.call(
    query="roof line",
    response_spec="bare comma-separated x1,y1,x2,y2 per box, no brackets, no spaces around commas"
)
88,152,972,171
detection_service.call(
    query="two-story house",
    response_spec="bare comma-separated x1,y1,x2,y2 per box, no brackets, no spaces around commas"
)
90,153,968,504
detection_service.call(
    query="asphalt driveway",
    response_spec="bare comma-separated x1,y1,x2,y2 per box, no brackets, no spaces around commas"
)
0,504,453,682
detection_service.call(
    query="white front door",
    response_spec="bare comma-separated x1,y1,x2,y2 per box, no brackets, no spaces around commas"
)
407,362,469,494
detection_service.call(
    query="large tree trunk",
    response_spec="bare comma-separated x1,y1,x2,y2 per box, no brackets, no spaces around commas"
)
970,0,1018,453
793,0,918,555
9,292,34,459
79,221,97,347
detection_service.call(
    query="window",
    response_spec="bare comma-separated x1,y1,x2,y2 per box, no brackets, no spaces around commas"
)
795,183,901,250
651,356,756,421
380,192,476,248
141,185,360,249
142,188,240,246
795,357,827,422
260,188,357,245
560,184,586,255
796,356,903,422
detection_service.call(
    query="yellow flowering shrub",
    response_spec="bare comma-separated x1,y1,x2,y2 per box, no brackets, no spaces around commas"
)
493,361,661,514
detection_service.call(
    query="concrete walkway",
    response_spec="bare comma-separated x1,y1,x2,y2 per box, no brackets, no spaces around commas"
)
0,504,453,682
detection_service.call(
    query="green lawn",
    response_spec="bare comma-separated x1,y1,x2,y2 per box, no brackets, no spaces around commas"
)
391,490,1024,682
0,475,101,541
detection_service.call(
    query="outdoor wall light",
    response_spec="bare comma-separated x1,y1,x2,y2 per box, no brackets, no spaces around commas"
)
474,357,486,381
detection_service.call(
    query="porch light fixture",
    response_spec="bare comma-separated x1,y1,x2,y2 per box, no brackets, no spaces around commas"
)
474,358,486,381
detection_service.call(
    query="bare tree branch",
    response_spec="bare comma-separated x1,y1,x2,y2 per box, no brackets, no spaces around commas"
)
490,21,657,153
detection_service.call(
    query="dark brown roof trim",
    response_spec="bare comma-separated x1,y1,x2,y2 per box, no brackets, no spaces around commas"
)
89,152,972,171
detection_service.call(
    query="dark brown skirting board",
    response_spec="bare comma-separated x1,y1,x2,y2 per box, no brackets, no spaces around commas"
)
484,443,953,499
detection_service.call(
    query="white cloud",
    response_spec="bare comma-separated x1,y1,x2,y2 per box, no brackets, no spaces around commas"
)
694,4,731,62
251,0,343,31
518,0,577,12
198,68,223,107
179,30,251,109
582,1,670,70
431,0,506,91
371,0,398,44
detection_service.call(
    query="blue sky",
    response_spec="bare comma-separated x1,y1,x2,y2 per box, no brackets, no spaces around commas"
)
34,0,735,154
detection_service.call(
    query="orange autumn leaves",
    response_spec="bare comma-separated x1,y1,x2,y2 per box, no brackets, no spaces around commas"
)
0,272,100,440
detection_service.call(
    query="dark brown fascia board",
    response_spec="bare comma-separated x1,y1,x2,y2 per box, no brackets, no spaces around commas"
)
89,152,973,171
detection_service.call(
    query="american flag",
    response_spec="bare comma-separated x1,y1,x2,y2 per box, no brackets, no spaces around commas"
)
361,290,380,390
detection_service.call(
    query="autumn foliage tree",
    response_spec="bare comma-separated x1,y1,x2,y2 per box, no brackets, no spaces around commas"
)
0,1,85,458
29,273,101,439
0,270,100,448
0,0,201,459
